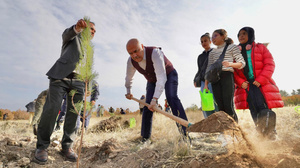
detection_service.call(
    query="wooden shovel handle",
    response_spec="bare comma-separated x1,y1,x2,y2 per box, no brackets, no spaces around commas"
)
131,97,192,128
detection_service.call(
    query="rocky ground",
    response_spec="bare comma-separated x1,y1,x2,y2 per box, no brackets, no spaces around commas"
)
0,107,300,168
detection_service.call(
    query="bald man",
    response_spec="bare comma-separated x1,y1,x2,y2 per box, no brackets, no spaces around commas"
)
125,38,189,142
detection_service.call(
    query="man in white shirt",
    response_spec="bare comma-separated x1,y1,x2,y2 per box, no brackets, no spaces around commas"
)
125,38,189,142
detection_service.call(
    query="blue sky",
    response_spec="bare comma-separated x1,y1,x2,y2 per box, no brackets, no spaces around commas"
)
0,0,298,111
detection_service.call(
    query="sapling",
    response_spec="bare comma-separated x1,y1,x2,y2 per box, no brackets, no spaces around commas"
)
69,16,98,168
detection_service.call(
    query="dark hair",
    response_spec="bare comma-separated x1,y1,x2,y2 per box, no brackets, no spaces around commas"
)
200,32,210,40
237,27,255,45
90,21,95,26
214,29,233,44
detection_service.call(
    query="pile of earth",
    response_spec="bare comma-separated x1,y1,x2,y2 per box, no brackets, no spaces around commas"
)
188,111,239,133
188,111,300,168
186,111,262,167
0,137,32,167
88,116,130,133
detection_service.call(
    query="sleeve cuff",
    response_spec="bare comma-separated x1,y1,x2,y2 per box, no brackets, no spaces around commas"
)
126,88,131,94
73,25,82,34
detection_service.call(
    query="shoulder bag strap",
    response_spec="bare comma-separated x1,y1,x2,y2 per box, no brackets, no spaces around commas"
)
218,44,229,61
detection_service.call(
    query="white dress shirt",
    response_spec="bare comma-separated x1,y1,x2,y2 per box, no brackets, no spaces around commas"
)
125,48,167,99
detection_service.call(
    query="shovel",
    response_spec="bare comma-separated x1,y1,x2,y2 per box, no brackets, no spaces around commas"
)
131,97,193,128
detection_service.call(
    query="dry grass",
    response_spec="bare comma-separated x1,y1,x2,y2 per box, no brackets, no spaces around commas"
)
1,106,299,167
234,106,300,159
63,106,300,157
78,110,205,162
84,110,204,144
1,107,299,149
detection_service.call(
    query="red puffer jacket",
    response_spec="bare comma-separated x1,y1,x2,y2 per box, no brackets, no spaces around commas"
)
234,42,284,109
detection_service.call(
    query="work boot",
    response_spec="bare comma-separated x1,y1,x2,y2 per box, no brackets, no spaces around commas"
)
140,137,152,145
34,148,48,163
60,148,78,162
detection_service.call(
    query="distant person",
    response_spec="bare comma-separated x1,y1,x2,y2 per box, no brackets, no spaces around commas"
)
120,108,126,115
31,89,48,135
34,18,96,163
139,95,146,114
96,104,101,117
54,94,67,131
3,113,8,120
158,104,163,110
194,33,218,118
204,29,245,123
76,80,99,131
26,100,36,112
125,38,190,143
164,99,171,113
234,27,284,139
100,105,105,117
109,107,115,113
30,90,67,134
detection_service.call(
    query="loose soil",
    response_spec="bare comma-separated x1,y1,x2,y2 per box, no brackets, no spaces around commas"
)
0,108,300,168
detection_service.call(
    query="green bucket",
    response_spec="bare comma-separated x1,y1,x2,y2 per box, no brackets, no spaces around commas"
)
295,106,300,115
199,89,215,111
130,117,136,128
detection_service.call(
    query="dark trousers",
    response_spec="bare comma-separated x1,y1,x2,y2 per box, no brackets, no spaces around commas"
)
141,70,188,139
247,81,269,125
37,78,84,150
212,71,238,122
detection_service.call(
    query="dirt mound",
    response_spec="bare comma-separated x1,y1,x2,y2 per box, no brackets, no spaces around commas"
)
275,156,300,168
292,142,300,155
87,138,122,163
187,111,254,151
79,138,165,168
0,137,32,167
134,148,160,167
187,111,238,133
89,116,130,133
185,152,263,168
187,111,263,167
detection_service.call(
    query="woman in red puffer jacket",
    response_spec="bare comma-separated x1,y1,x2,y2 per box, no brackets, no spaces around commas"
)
234,27,284,139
